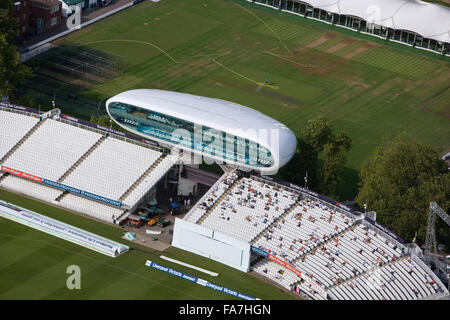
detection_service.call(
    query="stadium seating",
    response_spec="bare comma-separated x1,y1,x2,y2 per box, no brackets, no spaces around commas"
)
253,259,299,290
62,137,162,200
184,171,239,224
122,154,176,207
0,109,175,223
1,108,447,300
251,218,447,300
0,110,39,160
327,255,443,300
253,198,356,262
3,119,102,180
201,177,299,242
58,194,125,223
0,174,63,203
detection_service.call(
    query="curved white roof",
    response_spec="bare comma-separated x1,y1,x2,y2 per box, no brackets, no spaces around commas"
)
106,89,298,172
301,0,450,43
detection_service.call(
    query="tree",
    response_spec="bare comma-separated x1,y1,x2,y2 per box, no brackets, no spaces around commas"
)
356,134,450,245
0,5,31,98
0,2,17,44
280,138,318,190
279,116,352,199
320,131,352,198
89,115,124,132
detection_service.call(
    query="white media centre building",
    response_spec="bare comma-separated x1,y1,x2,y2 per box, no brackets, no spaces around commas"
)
106,89,297,174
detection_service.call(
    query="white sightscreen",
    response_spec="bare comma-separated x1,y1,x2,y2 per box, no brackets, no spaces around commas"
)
172,218,250,272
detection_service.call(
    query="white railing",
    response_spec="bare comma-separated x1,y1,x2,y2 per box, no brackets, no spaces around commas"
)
56,117,164,154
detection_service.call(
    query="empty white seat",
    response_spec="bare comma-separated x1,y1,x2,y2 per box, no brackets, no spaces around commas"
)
0,175,62,202
4,119,102,180
63,137,162,200
0,111,39,159
59,194,125,223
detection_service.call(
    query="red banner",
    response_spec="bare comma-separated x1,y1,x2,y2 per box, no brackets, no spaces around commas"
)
268,254,286,267
1,166,41,183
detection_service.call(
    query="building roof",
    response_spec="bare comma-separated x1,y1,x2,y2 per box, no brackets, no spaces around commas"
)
30,0,59,8
106,89,298,170
59,0,83,6
301,0,450,43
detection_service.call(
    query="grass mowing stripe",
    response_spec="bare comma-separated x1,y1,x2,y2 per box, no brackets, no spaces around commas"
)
354,47,439,78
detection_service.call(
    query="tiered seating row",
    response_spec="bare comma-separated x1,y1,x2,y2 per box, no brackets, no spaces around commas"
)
184,172,239,224
328,256,444,300
201,177,299,242
253,221,447,300
63,137,162,200
254,198,356,262
253,259,298,290
122,155,175,207
0,175,63,203
0,175,123,223
59,194,125,223
294,223,404,288
4,119,102,181
0,111,39,159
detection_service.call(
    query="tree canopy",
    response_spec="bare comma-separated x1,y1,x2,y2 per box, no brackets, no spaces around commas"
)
279,116,352,199
89,115,125,132
356,134,450,245
0,4,31,98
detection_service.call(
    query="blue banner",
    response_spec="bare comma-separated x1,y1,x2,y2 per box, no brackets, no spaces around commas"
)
41,178,122,207
145,260,258,300
251,245,269,258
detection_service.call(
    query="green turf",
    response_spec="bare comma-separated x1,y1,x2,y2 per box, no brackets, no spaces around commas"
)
0,189,294,300
22,0,450,200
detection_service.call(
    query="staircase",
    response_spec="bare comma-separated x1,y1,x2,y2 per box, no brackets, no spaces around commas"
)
219,163,236,174
290,223,358,266
118,153,167,202
0,118,47,164
197,177,241,225
326,255,408,291
0,173,10,184
250,198,303,245
55,190,70,202
250,254,265,267
58,136,105,183
116,209,131,224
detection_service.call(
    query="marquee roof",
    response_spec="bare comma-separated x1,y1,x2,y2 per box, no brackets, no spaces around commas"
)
300,0,450,43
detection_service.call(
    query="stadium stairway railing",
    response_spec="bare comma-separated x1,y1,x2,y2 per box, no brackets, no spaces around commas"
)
289,221,359,266
57,136,106,183
183,170,232,224
119,153,167,202
250,197,303,245
197,173,241,225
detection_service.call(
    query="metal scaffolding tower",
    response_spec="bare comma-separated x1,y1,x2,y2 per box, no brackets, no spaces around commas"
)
424,202,450,290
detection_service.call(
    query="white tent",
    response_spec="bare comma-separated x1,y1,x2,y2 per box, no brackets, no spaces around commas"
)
293,0,450,43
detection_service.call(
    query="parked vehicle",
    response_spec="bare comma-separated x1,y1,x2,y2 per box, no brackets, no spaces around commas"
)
147,217,159,226
157,218,171,228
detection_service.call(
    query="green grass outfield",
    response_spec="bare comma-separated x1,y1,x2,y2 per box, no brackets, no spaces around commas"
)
0,189,294,300
43,0,450,200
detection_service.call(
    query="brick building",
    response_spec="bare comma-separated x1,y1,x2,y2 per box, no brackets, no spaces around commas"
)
10,0,31,41
29,0,62,35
